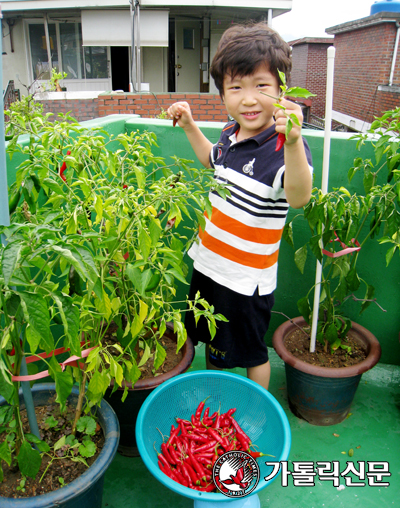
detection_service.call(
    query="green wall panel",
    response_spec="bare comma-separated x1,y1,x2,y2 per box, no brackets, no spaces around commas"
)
6,115,400,366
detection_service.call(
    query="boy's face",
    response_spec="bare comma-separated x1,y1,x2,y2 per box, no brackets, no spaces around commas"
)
222,63,280,141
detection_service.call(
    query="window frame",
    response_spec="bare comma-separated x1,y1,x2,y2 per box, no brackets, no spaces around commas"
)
24,17,111,89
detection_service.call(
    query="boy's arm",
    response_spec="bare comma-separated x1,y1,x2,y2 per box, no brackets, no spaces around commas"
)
167,102,213,169
274,99,312,209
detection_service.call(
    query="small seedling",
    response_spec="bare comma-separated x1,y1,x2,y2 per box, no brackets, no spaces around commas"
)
259,69,316,141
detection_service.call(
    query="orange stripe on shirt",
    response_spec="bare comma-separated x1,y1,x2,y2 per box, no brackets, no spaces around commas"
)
205,208,283,244
200,231,280,269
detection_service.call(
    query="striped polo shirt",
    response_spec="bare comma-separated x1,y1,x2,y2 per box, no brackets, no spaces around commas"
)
188,121,313,296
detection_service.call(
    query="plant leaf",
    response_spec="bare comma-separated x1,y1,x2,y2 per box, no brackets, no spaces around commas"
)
19,292,53,353
297,296,311,324
76,416,97,436
294,245,308,274
1,241,22,286
48,355,73,413
17,440,42,479
154,341,167,371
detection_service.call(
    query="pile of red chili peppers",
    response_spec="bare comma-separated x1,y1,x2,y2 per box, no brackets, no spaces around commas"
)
156,397,270,493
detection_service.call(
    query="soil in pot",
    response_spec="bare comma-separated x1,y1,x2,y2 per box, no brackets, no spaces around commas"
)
283,326,368,368
0,397,104,499
102,328,183,380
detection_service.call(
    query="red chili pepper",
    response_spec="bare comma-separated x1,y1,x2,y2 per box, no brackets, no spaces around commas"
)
188,449,206,480
179,420,188,437
228,416,251,447
173,117,178,127
248,450,275,459
182,461,199,486
157,451,172,470
194,396,210,422
167,425,180,446
193,440,218,453
123,184,128,189
172,468,189,487
59,150,71,181
177,462,192,487
161,443,175,465
206,427,225,446
212,413,221,429
275,132,285,151
196,456,212,467
192,483,216,492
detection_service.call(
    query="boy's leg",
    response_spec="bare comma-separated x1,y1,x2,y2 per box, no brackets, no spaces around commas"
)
247,360,271,391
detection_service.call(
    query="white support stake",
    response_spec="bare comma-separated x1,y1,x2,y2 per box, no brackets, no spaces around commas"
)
310,46,336,353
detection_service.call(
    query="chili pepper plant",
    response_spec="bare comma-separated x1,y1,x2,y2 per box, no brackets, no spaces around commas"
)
282,106,400,354
0,104,227,484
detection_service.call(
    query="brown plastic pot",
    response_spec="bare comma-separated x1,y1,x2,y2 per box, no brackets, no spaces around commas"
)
272,317,382,426
104,323,195,455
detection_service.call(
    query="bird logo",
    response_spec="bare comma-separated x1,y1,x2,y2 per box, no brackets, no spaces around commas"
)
213,451,260,498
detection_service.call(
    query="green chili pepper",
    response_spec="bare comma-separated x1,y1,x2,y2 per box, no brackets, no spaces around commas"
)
68,266,83,296
30,174,42,193
9,188,21,215
51,312,63,325
146,272,161,292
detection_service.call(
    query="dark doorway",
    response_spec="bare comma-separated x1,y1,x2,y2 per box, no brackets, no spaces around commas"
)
168,19,175,92
110,46,130,92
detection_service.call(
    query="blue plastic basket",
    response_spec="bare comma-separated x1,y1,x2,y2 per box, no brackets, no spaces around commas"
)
136,370,291,504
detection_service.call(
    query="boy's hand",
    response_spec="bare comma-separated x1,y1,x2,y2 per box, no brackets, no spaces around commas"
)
167,102,194,129
274,98,304,147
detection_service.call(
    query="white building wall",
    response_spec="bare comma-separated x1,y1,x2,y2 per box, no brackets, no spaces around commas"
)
142,47,168,93
2,19,30,96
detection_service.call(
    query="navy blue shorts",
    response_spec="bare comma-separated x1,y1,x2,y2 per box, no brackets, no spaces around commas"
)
185,269,274,369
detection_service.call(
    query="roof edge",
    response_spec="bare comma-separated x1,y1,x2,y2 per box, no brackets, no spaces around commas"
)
326,11,400,35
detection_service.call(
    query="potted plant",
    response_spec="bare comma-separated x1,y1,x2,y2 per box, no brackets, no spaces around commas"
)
272,106,400,426
2,100,226,468
1,113,124,502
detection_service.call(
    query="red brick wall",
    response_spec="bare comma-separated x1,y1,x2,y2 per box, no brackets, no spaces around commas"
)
291,42,332,120
36,93,228,123
332,23,400,124
97,93,227,122
290,44,309,89
39,98,99,122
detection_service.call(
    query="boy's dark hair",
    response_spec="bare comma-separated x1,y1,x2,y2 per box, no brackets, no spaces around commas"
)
210,22,291,98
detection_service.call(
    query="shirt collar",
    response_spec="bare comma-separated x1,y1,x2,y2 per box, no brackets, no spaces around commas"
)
227,121,278,146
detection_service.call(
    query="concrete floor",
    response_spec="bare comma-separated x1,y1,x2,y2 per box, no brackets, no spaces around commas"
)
102,345,400,508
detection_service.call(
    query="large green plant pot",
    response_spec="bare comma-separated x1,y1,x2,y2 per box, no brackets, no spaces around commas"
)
272,317,382,426
104,323,195,456
0,383,119,508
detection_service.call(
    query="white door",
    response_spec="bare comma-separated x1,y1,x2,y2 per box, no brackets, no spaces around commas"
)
175,20,201,92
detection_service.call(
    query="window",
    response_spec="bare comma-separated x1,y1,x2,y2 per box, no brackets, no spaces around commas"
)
29,23,59,79
27,21,108,80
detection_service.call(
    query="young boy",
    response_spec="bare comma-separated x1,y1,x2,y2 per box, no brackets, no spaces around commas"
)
167,22,313,390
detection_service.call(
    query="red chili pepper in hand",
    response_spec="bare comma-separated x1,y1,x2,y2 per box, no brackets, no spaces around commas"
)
59,150,71,181
275,132,285,151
